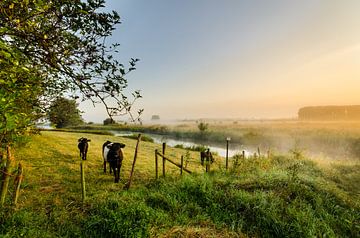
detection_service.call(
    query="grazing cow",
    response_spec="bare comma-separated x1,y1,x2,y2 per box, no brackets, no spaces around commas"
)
78,137,91,160
103,141,126,183
200,149,213,165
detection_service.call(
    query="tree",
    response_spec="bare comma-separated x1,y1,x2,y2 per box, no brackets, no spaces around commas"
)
103,118,115,125
0,0,142,205
48,97,84,128
197,122,209,133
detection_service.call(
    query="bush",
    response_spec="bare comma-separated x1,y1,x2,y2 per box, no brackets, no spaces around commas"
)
103,118,116,125
197,122,209,133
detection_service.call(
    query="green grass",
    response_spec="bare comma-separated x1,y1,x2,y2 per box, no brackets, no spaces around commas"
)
0,131,359,237
122,133,154,142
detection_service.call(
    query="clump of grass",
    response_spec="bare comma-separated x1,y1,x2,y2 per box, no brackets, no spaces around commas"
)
174,144,208,152
350,137,360,159
122,133,154,142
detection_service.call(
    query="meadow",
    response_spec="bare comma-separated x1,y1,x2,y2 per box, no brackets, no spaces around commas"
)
0,123,359,237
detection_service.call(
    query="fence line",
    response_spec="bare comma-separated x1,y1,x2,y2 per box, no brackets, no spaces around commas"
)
155,150,192,176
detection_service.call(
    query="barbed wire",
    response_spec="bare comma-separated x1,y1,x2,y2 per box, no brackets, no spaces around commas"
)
0,169,16,177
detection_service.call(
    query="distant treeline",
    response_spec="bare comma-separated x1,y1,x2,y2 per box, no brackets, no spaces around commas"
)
298,105,360,120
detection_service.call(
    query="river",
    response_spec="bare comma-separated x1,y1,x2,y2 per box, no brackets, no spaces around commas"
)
112,131,252,157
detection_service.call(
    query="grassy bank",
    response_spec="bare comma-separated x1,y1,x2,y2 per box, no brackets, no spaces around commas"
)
0,131,359,237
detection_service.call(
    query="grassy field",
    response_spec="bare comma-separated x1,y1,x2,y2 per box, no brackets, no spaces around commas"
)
0,130,359,237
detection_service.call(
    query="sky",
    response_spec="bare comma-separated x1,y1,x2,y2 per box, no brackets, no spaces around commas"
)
79,0,360,123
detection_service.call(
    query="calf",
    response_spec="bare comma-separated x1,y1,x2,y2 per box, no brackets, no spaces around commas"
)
78,137,91,160
200,149,213,165
103,141,126,183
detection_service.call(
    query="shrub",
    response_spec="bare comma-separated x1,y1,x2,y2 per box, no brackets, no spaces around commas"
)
197,122,209,133
103,118,115,125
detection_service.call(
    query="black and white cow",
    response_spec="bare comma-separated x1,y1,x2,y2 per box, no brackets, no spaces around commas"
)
102,141,126,183
78,137,91,160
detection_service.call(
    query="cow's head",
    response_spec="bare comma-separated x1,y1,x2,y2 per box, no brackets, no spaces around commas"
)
109,143,126,151
78,137,91,143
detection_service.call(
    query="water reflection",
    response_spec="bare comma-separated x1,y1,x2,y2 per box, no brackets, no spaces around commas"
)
113,131,251,157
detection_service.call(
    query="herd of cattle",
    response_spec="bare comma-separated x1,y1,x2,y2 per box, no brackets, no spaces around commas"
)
77,137,214,183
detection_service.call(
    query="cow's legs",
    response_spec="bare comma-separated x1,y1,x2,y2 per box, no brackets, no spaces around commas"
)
114,167,119,183
113,161,121,183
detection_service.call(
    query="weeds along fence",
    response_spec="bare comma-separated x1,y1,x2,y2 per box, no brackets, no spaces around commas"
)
0,163,24,207
155,143,192,179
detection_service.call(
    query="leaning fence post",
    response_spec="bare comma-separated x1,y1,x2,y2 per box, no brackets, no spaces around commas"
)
124,134,142,190
13,163,23,206
80,160,86,202
162,143,166,177
155,149,159,179
258,147,261,158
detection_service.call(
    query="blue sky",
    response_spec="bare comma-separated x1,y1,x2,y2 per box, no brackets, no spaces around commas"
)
79,0,360,122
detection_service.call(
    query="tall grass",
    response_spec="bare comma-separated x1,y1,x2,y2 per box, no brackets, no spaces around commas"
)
0,130,359,237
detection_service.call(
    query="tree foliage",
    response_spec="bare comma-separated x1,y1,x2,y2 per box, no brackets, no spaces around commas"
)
48,97,84,128
197,122,209,133
0,0,142,145
103,118,115,125
0,37,43,145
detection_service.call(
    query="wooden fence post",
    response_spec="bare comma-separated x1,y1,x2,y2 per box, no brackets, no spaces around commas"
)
13,163,23,206
258,147,261,158
155,149,158,179
180,155,184,175
1,145,14,206
124,134,141,190
162,143,166,177
226,138,231,170
80,160,86,202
